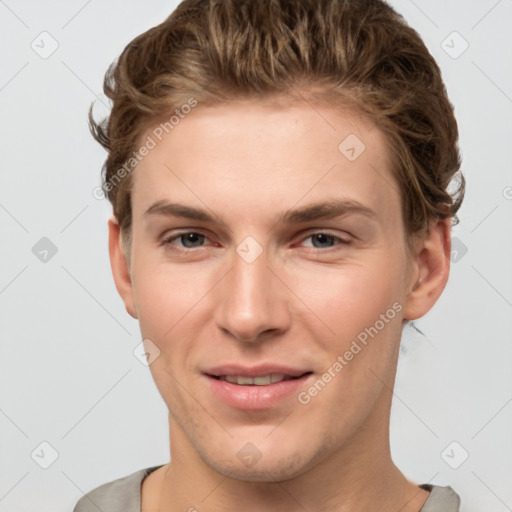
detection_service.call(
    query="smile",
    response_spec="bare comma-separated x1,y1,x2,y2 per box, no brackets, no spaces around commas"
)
215,374,297,385
205,371,314,410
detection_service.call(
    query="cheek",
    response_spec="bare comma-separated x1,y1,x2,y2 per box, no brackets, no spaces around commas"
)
130,259,217,384
131,256,208,337
294,263,404,422
291,258,404,344
131,266,201,410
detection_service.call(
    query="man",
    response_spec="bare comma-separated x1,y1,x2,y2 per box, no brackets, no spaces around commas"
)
74,0,465,510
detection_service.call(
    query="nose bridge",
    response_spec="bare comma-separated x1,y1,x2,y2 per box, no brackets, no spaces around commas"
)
214,242,289,342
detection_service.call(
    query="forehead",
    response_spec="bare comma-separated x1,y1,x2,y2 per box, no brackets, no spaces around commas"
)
131,100,401,228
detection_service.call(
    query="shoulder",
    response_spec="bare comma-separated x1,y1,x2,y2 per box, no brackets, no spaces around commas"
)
72,465,164,512
420,483,461,511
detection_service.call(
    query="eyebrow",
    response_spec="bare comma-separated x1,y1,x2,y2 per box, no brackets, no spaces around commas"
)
277,199,377,224
144,199,378,225
145,200,220,223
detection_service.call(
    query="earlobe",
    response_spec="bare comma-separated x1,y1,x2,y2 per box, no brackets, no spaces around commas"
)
402,218,451,321
107,217,138,319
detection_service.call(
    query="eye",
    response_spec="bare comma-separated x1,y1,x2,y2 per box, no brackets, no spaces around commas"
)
300,232,351,249
162,231,214,251
176,232,205,248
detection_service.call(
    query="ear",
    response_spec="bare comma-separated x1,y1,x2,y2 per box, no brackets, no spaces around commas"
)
402,218,451,321
108,216,138,319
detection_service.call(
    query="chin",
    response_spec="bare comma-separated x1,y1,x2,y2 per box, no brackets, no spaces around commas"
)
202,448,315,483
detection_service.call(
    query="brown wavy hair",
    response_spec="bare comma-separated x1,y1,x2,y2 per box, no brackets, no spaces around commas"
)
89,0,464,257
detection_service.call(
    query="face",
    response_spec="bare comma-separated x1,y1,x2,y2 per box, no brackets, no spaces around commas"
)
110,99,446,482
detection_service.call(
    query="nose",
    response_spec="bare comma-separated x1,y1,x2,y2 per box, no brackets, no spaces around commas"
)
213,246,291,343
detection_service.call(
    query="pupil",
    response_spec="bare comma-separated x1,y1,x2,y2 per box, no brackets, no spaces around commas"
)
312,234,334,248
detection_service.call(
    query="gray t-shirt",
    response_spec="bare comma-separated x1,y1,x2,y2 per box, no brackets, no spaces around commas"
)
72,465,461,511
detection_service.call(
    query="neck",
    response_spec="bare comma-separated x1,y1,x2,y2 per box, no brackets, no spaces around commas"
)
145,382,430,512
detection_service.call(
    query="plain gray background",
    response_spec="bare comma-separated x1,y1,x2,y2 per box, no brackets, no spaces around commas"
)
0,1,511,511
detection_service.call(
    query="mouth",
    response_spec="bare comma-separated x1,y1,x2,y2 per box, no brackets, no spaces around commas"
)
209,373,312,386
203,366,314,410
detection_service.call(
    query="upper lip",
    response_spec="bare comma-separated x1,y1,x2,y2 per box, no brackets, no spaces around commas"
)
204,364,311,378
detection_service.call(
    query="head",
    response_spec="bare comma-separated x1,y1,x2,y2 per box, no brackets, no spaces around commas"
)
93,0,464,481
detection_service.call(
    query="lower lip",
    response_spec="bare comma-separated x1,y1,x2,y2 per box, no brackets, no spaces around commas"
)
204,374,312,410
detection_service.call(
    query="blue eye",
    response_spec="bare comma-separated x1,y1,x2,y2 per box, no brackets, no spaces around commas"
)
176,232,205,248
308,233,336,248
163,232,209,251
302,232,350,249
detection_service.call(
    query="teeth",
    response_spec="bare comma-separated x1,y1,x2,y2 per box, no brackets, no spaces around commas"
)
221,374,290,385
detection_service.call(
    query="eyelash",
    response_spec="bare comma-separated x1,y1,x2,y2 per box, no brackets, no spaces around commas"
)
161,231,352,253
